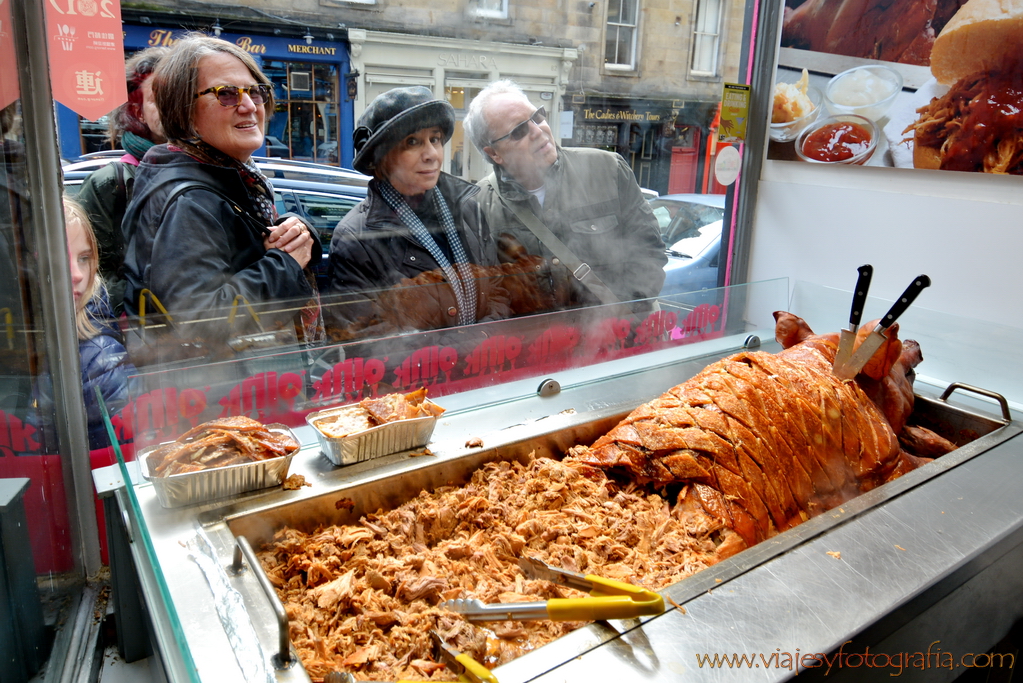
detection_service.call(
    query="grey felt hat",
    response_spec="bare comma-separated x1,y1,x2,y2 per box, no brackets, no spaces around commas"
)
352,86,455,175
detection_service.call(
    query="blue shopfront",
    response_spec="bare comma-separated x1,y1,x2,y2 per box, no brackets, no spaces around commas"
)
56,25,355,168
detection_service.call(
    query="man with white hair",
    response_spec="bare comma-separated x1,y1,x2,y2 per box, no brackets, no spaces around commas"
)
464,79,666,312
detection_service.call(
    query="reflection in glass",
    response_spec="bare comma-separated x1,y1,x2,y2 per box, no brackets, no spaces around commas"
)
692,0,723,75
263,60,341,165
0,96,75,681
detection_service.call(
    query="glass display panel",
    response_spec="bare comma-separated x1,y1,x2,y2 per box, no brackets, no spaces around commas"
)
790,281,1023,406
109,280,787,455
99,396,200,683
0,104,74,570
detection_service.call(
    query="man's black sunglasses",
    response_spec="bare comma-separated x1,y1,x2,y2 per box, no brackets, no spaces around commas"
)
489,106,547,145
195,84,273,107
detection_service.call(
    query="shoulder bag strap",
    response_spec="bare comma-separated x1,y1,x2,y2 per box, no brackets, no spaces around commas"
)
498,195,620,305
159,181,270,240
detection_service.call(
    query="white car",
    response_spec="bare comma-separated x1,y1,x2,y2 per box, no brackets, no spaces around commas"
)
648,193,726,295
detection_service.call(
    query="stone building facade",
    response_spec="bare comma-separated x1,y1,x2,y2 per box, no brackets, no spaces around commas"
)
103,0,748,192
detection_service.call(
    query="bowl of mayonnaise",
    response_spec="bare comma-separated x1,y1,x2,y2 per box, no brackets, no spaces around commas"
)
825,64,903,122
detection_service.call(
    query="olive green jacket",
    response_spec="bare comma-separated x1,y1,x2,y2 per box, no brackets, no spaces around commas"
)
475,146,666,312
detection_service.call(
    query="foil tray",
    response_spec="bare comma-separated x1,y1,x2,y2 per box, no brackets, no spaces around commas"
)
138,424,298,508
307,401,442,466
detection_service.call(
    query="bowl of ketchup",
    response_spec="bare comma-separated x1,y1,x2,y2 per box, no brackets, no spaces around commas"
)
795,114,879,165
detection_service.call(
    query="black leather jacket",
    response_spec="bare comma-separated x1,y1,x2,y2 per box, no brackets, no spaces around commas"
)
121,145,319,359
326,173,510,335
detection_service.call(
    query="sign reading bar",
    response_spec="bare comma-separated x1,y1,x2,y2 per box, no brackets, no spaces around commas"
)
45,0,128,121
718,83,751,143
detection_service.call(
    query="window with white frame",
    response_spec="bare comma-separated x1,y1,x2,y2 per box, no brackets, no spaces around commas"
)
604,0,638,69
472,0,508,19
691,0,723,76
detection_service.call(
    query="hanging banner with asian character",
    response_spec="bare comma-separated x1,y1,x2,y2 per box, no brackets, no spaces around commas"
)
0,0,17,111
45,0,127,121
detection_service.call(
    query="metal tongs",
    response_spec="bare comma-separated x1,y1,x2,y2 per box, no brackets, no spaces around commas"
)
440,556,665,623
322,631,497,683
833,273,931,380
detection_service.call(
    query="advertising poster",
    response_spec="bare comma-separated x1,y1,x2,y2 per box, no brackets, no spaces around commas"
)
719,83,751,144
44,0,127,121
768,0,1023,176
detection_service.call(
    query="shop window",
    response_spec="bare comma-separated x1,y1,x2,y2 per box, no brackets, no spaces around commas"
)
78,115,113,154
471,0,508,18
605,0,639,70
691,0,723,77
263,60,341,165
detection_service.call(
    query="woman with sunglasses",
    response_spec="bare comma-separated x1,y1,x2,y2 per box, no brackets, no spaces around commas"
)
325,86,510,338
121,34,322,364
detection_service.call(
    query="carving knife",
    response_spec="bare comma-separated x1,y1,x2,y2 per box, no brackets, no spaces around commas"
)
834,274,931,380
832,264,873,374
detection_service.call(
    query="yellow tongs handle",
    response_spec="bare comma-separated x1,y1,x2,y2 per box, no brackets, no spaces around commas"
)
453,652,499,683
430,630,499,683
545,575,664,621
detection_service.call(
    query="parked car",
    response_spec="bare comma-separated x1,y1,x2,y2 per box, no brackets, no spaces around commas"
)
62,154,371,290
316,141,339,164
648,193,727,296
263,135,289,158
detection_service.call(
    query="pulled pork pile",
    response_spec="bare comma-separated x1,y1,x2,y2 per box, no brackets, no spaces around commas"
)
257,456,726,681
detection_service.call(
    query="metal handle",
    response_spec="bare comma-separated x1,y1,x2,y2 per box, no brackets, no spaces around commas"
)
938,382,1012,424
233,535,293,667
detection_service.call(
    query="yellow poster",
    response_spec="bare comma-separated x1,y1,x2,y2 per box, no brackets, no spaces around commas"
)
719,83,751,143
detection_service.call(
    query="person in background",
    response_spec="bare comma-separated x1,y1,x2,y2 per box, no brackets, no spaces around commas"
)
64,197,136,449
463,79,666,313
121,34,321,363
76,47,168,315
325,86,509,338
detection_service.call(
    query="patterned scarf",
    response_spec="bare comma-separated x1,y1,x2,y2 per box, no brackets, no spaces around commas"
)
172,138,324,345
121,131,154,163
377,180,478,326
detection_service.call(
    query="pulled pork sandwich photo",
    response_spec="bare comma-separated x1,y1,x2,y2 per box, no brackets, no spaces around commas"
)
905,0,1023,173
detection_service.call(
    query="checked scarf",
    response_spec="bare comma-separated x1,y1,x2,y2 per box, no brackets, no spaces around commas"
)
377,180,478,326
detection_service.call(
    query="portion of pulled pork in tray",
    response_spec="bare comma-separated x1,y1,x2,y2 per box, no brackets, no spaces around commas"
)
256,455,723,681
145,416,298,477
314,388,446,439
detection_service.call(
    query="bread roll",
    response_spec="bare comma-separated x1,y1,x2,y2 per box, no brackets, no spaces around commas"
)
912,131,943,169
930,0,1023,84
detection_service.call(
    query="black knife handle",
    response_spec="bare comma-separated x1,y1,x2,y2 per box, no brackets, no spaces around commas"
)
880,274,931,328
849,264,873,327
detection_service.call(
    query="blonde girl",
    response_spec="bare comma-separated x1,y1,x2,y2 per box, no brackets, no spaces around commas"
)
63,196,136,449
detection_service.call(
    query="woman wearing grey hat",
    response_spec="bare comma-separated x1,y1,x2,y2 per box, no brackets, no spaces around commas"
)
326,86,510,337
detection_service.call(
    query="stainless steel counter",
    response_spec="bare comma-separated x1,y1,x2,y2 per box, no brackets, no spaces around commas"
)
102,333,1023,683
